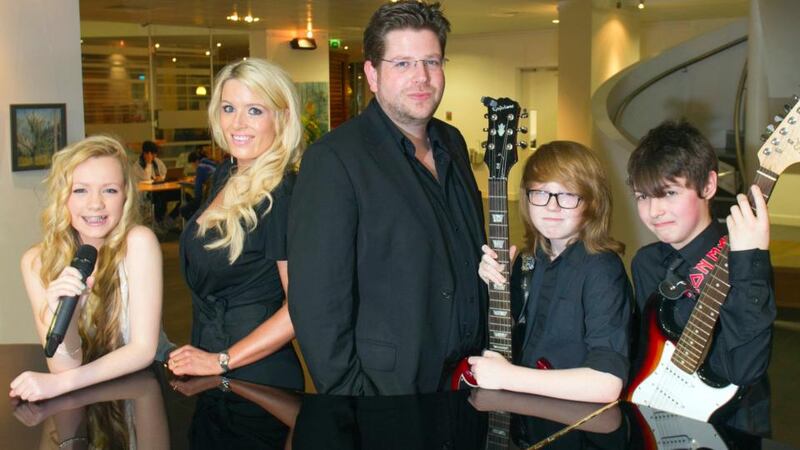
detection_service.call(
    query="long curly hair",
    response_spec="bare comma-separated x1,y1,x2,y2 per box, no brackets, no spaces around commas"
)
38,135,140,363
201,58,304,263
519,141,624,257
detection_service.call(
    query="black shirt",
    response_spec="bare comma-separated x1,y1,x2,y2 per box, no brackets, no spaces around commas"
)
631,221,775,436
511,242,632,384
179,160,304,390
375,105,485,366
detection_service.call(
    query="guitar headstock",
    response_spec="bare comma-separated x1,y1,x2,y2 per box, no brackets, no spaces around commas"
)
482,97,526,179
757,95,800,175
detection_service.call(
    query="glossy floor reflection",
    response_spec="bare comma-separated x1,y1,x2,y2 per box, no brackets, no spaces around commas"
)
3,344,790,450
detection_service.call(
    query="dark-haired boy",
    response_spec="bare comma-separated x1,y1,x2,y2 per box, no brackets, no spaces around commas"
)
628,120,775,435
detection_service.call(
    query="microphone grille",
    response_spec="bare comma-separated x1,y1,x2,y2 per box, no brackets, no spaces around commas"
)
74,245,98,278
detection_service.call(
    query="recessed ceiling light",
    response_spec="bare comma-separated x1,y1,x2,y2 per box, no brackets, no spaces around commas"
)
552,19,560,24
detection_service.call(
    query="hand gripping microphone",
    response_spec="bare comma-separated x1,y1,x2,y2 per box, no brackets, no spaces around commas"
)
44,245,98,357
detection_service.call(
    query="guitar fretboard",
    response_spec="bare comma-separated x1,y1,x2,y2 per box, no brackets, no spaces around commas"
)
486,410,511,450
488,177,512,360
672,168,778,374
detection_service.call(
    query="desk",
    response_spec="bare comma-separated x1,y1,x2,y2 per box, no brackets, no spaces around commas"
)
1,345,791,450
137,177,194,227
137,176,194,194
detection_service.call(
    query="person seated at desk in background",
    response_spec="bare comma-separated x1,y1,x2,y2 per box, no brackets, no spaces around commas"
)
9,135,163,402
470,141,632,403
180,149,218,221
133,140,180,231
132,140,167,183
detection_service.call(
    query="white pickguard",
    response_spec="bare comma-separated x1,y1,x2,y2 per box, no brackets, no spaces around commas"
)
637,405,728,450
631,340,738,422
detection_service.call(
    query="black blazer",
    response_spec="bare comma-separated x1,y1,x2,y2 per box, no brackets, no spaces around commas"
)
288,100,486,395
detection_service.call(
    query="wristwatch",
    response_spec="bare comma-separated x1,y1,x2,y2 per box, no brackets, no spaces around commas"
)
218,350,230,374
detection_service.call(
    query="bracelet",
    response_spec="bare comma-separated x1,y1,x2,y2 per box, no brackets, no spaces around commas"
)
58,437,88,448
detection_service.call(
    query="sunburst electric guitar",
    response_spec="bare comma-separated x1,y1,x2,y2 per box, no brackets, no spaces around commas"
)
626,97,800,422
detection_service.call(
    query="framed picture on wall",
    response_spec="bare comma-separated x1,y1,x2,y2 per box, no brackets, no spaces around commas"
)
10,103,67,171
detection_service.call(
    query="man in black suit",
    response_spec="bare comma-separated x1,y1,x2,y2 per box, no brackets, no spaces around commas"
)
288,0,487,395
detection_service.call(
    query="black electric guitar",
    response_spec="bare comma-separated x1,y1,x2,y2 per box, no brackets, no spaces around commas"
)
451,96,527,449
627,97,800,422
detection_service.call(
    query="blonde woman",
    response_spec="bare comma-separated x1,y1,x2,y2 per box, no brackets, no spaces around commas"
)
9,136,163,402
167,58,305,390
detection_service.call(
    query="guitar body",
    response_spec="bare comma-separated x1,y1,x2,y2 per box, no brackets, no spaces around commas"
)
451,357,478,390
627,295,740,422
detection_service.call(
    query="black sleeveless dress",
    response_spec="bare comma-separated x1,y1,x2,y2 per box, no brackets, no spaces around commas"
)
179,160,303,390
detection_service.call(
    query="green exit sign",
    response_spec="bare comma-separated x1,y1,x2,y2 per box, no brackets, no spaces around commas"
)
329,39,342,49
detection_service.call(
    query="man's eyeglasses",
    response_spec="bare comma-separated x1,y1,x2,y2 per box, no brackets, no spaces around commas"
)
526,189,582,209
379,58,449,73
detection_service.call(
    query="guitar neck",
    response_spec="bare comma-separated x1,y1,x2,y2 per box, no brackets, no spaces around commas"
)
487,177,513,360
486,410,511,449
672,167,778,373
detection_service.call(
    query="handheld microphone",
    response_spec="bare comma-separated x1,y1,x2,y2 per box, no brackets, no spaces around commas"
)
481,96,498,108
44,245,98,357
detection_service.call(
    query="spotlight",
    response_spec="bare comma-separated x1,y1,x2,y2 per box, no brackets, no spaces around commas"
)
638,1,645,9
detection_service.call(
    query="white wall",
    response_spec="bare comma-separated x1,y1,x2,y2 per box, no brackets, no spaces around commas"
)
0,0,85,343
640,17,742,59
439,29,558,198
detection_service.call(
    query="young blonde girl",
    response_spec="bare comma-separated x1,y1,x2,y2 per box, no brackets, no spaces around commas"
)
10,135,162,401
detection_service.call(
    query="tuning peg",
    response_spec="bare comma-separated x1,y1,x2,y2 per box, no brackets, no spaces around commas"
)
519,141,528,149
793,94,799,103
483,128,488,132
785,104,793,114
766,124,776,134
774,115,784,123
760,133,770,142
520,109,529,119
480,141,487,149
484,113,489,119
519,126,528,134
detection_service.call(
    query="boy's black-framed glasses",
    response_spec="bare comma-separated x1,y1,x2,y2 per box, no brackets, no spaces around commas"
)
526,189,582,209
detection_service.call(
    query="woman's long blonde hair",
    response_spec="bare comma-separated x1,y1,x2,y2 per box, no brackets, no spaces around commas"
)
38,135,140,363
201,58,304,263
519,141,624,257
